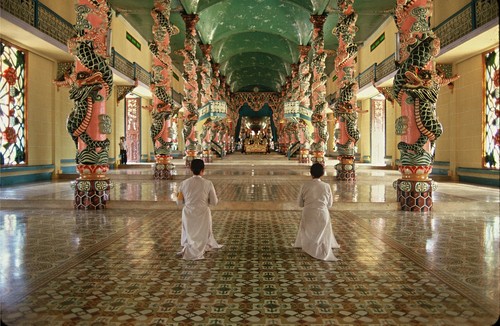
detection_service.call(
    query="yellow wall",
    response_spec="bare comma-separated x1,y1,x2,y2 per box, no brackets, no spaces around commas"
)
141,103,154,161
111,14,151,71
453,53,485,169
431,0,471,27
26,54,55,165
385,101,399,164
357,99,370,161
357,17,397,73
54,84,77,171
41,0,76,24
434,80,455,164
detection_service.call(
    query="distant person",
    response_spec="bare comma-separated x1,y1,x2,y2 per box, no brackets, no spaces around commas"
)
293,163,340,261
176,159,223,260
119,136,127,165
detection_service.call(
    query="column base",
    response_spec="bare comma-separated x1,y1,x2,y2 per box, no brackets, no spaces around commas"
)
153,163,174,180
299,149,310,164
72,178,111,210
153,155,174,180
335,156,356,181
310,151,325,164
185,150,197,167
202,150,213,163
394,179,436,212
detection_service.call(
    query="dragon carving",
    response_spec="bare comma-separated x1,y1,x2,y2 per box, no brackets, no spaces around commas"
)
332,0,360,157
392,0,459,166
59,0,113,165
310,15,328,153
149,0,179,156
179,14,200,152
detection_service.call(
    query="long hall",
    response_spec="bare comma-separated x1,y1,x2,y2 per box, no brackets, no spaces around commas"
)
1,153,498,325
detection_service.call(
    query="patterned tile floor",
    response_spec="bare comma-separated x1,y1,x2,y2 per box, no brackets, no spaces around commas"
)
0,153,499,325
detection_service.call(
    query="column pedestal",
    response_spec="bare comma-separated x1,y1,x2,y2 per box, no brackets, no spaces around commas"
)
394,166,436,212
299,149,310,164
202,149,213,163
311,151,325,165
335,155,356,181
153,154,174,180
72,164,111,210
185,150,197,167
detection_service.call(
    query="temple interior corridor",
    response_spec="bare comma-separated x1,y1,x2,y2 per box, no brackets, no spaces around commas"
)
0,153,498,325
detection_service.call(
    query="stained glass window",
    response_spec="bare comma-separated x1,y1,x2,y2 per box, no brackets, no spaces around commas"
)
0,40,26,165
483,48,499,169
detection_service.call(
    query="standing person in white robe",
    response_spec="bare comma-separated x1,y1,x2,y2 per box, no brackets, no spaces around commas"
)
176,159,223,260
293,162,340,261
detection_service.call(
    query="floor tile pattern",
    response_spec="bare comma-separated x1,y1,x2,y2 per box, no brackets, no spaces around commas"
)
0,154,498,325
1,209,498,325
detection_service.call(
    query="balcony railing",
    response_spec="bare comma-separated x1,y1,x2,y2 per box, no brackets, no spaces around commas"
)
357,64,376,89
434,0,499,49
355,0,498,87
0,0,185,102
0,0,74,45
111,48,135,80
2,0,497,98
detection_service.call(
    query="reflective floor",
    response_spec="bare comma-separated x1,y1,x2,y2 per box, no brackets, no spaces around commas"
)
0,152,499,325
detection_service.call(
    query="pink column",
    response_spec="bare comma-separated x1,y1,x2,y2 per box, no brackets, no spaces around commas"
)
332,0,360,181
179,14,200,167
199,44,214,163
150,0,178,179
62,0,113,209
392,0,458,211
298,46,312,162
309,15,328,165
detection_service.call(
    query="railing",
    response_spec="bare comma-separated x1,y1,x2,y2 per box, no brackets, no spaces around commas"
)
374,54,396,82
211,141,225,158
0,0,187,102
434,0,499,48
1,0,157,89
135,64,151,86
2,0,497,97
354,0,499,87
287,141,300,160
111,48,135,79
0,0,74,45
357,64,376,89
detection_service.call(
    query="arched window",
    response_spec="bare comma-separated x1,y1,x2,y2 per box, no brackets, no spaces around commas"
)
483,47,499,169
1,40,26,165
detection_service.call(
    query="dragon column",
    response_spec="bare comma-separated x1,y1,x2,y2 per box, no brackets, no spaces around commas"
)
333,0,360,181
309,15,328,164
179,14,200,167
149,0,179,179
392,0,458,211
199,44,214,163
60,0,113,209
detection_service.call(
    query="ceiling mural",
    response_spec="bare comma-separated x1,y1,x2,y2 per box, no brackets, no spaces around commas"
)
108,0,396,93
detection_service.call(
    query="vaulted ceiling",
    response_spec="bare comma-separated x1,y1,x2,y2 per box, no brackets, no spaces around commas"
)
108,0,396,93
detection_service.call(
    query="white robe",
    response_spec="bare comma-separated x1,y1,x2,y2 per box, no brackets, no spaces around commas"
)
177,175,222,260
294,178,340,261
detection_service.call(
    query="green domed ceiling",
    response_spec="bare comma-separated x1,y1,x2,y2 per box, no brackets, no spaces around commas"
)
108,0,395,92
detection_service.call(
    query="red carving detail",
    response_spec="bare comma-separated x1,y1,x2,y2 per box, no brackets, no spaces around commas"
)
3,126,16,144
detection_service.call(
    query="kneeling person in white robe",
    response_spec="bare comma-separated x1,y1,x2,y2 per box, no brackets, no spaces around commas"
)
294,162,340,261
177,159,223,260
